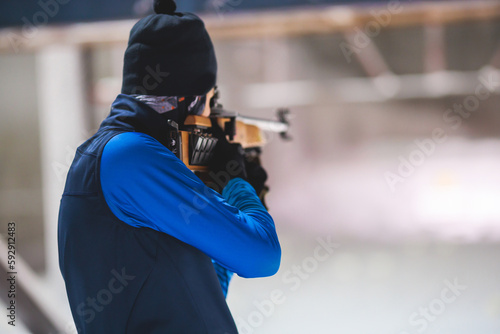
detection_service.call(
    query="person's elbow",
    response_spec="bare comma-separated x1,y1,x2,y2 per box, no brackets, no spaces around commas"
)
238,242,281,278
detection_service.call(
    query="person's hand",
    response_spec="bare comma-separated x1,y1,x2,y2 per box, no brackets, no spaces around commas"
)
245,160,268,196
208,118,247,191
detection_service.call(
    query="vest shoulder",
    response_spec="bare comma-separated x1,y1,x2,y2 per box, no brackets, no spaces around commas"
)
63,129,125,195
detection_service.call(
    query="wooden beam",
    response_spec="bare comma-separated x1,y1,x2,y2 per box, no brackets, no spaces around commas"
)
206,1,500,39
1,0,500,53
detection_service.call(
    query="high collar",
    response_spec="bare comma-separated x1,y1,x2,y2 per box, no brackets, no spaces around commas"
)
99,94,185,147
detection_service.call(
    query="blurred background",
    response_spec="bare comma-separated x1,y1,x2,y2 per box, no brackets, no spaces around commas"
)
1,0,500,333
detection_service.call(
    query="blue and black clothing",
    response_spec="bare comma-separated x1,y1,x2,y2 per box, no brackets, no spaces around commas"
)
58,94,281,333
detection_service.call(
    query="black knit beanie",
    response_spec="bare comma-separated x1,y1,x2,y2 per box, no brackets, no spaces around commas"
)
121,0,217,97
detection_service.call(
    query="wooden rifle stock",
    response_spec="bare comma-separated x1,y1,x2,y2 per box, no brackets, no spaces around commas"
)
178,108,291,173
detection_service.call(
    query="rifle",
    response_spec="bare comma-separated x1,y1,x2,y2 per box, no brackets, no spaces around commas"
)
166,88,291,201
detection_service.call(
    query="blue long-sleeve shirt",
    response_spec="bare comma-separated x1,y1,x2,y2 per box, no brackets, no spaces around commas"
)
100,131,281,279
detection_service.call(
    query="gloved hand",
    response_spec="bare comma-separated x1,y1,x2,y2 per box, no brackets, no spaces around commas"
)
208,118,247,191
245,160,268,196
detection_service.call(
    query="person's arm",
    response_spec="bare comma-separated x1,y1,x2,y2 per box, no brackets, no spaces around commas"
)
100,132,281,278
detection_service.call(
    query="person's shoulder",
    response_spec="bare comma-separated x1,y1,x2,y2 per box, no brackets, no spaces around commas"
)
103,132,175,165
107,131,159,150
106,132,166,154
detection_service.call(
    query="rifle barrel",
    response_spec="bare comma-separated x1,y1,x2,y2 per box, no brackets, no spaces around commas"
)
236,116,289,133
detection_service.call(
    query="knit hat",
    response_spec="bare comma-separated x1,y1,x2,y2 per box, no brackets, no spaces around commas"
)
121,0,217,97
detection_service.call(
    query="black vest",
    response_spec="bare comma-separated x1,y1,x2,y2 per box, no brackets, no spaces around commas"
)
58,94,238,334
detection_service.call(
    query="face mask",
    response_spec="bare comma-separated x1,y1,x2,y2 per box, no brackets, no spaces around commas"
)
186,95,207,116
133,94,207,117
